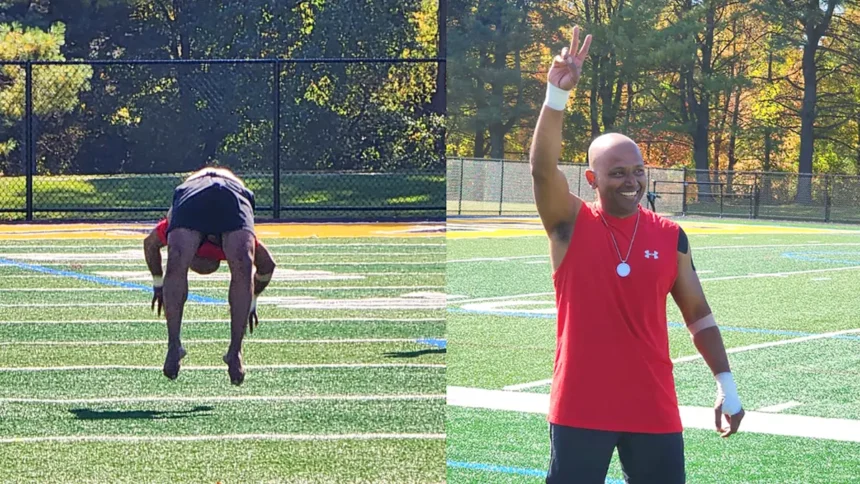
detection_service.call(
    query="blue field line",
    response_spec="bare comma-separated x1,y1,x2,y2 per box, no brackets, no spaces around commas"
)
782,251,860,265
446,460,624,483
416,338,447,349
0,257,224,304
447,308,860,341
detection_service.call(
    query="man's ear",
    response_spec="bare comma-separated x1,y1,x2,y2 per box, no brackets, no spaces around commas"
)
585,169,596,189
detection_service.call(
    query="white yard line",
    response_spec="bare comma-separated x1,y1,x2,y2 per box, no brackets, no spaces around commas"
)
0,318,444,325
0,338,421,346
0,363,445,372
0,243,444,249
0,433,446,444
698,265,860,282
503,328,860,391
0,286,444,292
447,386,860,443
447,255,547,263
757,401,803,413
0,394,446,404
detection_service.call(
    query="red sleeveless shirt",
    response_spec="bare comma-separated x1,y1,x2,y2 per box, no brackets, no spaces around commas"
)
548,202,683,433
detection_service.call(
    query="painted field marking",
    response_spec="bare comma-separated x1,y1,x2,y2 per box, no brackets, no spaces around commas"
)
0,318,444,325
0,363,445,372
447,386,860,443
502,328,860,391
0,338,422,346
757,401,803,413
0,433,446,444
0,394,445,405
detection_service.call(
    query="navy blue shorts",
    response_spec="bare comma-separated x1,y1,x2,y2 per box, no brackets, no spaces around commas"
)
168,174,255,238
546,423,685,484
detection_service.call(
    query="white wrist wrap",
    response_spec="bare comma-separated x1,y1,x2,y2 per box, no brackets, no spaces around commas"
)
255,272,272,283
688,313,717,336
152,275,163,288
251,294,258,312
715,372,742,415
544,83,571,111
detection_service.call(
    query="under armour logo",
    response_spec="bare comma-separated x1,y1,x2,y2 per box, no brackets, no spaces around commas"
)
644,250,659,259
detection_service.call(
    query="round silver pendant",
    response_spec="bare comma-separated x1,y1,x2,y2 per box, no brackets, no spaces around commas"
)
616,262,631,277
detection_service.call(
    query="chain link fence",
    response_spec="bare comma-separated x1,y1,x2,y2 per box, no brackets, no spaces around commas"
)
448,158,860,224
0,58,445,222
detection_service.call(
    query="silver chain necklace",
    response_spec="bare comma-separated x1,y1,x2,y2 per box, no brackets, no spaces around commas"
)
598,208,640,277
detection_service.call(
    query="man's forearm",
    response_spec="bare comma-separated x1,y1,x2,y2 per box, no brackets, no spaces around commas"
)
529,105,565,178
144,245,163,278
692,326,731,376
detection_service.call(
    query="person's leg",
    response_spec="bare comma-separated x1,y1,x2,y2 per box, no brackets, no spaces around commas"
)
546,423,618,484
162,227,204,379
221,228,256,385
617,432,685,484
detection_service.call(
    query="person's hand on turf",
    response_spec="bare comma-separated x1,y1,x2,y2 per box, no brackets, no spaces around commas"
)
715,404,744,438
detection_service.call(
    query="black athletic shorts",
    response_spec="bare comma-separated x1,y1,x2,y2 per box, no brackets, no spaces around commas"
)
167,172,256,239
546,423,685,484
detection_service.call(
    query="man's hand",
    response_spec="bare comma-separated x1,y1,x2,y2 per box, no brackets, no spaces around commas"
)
715,405,745,438
151,286,164,317
247,294,259,334
548,25,592,91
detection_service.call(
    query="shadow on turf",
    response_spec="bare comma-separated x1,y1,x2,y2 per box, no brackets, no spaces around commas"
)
383,348,446,358
69,406,214,421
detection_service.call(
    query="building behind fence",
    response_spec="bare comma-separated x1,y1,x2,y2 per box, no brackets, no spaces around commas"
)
0,58,445,222
448,158,860,224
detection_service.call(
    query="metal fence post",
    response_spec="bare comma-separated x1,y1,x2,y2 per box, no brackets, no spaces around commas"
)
457,158,464,215
719,182,724,218
498,158,505,216
681,167,687,215
753,173,760,219
25,61,33,222
824,174,831,223
272,59,281,220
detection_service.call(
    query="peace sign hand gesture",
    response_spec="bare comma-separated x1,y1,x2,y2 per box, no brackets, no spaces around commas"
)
548,26,592,91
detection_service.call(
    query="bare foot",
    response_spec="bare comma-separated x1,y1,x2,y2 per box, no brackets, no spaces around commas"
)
163,345,187,380
223,352,245,386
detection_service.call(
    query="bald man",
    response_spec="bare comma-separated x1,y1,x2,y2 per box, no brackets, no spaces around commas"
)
146,167,273,386
530,27,744,483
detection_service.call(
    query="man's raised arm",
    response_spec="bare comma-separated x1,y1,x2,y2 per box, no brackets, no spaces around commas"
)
530,26,592,236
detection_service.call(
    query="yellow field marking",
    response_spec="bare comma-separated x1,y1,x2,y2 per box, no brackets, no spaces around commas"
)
0,223,445,240
446,217,860,239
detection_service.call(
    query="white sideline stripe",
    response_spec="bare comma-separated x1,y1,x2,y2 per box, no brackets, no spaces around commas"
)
0,286,445,292
757,401,803,413
0,303,227,308
669,328,860,364
0,261,443,267
447,386,860,443
0,318,444,325
699,265,860,282
503,327,860,391
451,265,860,306
0,433,446,444
0,394,446,404
696,242,860,250
0,338,421,346
0,243,444,249
449,292,554,305
0,363,445,372
447,255,547,263
0,273,445,279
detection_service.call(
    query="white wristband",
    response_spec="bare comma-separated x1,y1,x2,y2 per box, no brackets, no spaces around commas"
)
251,294,257,312
152,275,163,288
255,272,272,283
544,83,571,111
715,372,742,415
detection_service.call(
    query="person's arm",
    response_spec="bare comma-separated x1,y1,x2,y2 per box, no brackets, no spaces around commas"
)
253,240,277,296
246,240,276,334
531,26,592,239
670,228,744,437
143,228,166,316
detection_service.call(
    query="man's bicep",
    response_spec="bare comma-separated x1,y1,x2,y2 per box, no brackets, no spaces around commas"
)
532,168,580,234
671,239,711,324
